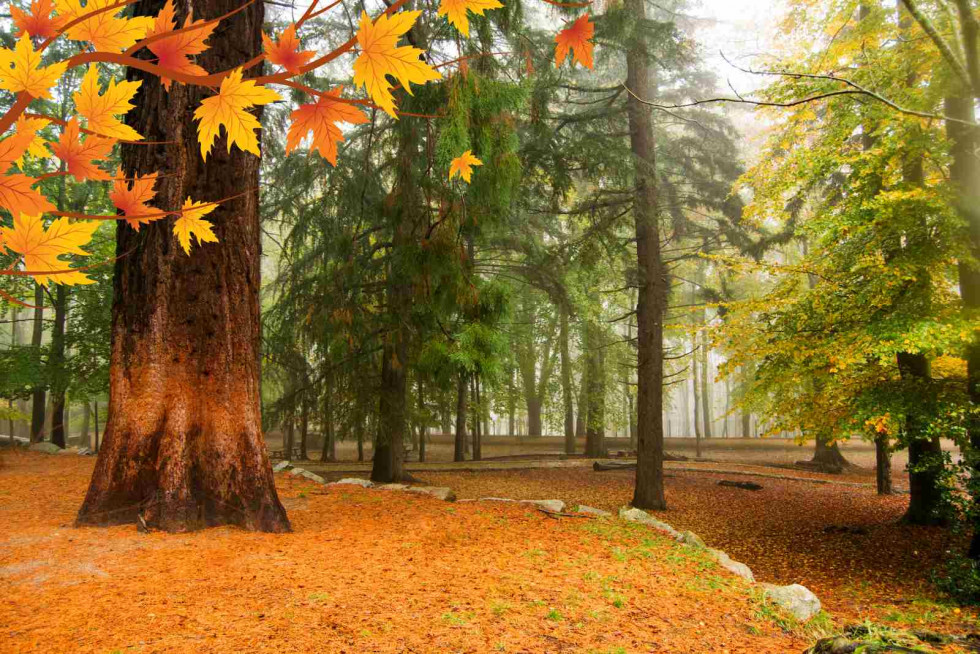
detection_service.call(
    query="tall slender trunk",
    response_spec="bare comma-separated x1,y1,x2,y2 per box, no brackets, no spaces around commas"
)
30,284,45,443
50,285,68,448
692,332,702,444
584,324,606,457
506,367,516,437
320,372,334,462
76,0,288,532
299,395,309,461
560,305,575,454
944,95,980,555
417,379,426,463
472,374,482,461
454,372,467,462
699,315,713,440
575,372,587,440
628,0,667,510
93,401,100,452
81,401,90,449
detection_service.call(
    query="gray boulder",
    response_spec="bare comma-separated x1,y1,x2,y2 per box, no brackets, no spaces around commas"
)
405,486,456,502
762,583,821,622
272,460,292,473
29,442,62,454
576,505,612,517
707,548,754,582
299,470,326,484
329,477,374,488
618,507,681,538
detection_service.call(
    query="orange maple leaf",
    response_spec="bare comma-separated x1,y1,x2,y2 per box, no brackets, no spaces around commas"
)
0,123,56,218
286,88,369,165
11,0,66,40
263,25,315,75
0,213,99,286
554,13,594,70
109,168,160,230
146,0,215,91
48,118,113,180
448,150,482,183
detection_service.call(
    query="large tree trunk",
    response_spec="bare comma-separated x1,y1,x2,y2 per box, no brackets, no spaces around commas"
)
628,0,667,510
76,0,289,533
803,435,849,473
560,305,575,454
526,398,542,438
373,314,408,482
50,285,68,448
900,353,946,525
30,284,45,443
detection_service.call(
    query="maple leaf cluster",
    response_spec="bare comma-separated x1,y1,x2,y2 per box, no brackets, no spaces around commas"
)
0,0,595,290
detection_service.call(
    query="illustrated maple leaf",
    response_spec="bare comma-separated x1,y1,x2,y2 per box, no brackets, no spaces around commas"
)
437,0,503,37
286,88,369,165
0,213,99,286
146,0,215,90
173,197,218,255
352,10,441,117
54,0,155,52
448,150,482,183
74,65,143,141
15,116,51,163
48,118,113,180
194,67,282,160
0,122,56,218
109,168,160,230
554,13,594,70
11,0,66,40
263,25,315,74
0,35,68,99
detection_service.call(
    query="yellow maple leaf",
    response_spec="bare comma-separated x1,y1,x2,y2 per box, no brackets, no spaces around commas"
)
0,122,56,218
0,35,68,99
352,10,441,117
448,149,482,183
437,0,502,37
174,197,218,255
54,0,155,52
0,213,99,286
15,116,51,163
193,67,281,160
74,65,143,141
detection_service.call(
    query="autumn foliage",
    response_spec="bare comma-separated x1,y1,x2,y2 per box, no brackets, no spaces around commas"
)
0,0,596,296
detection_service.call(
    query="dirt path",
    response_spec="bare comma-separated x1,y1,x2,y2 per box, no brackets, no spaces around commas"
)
1,452,808,653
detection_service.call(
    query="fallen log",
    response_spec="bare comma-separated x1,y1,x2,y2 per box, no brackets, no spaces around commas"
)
593,453,688,472
717,480,763,491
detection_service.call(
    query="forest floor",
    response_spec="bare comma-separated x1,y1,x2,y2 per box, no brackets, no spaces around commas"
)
0,451,817,653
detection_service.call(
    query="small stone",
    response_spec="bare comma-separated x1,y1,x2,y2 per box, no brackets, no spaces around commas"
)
405,486,456,502
708,548,755,582
520,499,565,513
329,478,374,488
272,461,292,473
377,483,410,491
28,442,61,454
576,505,612,517
299,470,326,484
762,583,821,622
679,530,706,549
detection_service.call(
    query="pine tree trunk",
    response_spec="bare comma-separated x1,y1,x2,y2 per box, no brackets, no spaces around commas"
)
76,0,288,533
584,324,605,457
628,0,667,510
417,380,426,463
560,306,575,454
30,284,45,443
454,372,467,462
299,396,309,461
373,318,408,481
50,285,68,448
472,375,482,461
320,372,334,462
93,401,99,452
